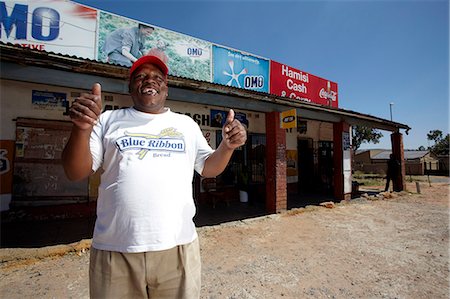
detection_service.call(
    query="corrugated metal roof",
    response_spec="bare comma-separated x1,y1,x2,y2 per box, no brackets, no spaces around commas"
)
372,150,430,160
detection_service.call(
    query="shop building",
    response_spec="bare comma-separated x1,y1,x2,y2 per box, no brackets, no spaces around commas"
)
354,149,442,176
0,0,410,215
0,43,410,214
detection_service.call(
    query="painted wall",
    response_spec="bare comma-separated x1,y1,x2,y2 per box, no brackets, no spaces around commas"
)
0,79,265,140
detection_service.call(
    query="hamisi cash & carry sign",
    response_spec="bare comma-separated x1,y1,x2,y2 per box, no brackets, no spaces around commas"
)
270,61,338,108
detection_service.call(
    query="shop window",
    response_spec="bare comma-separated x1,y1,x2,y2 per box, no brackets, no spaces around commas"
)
215,132,266,186
248,134,266,184
318,141,334,193
297,119,307,134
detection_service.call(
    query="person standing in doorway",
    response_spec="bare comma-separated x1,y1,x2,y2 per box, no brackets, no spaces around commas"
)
62,52,247,298
385,153,400,192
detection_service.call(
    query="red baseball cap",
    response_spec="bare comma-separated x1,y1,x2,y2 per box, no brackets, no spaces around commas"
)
129,53,169,79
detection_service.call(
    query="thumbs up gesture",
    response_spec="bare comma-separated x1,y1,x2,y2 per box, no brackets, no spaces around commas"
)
69,83,103,130
222,109,247,150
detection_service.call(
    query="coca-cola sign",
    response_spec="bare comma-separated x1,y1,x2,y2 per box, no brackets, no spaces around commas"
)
270,61,339,108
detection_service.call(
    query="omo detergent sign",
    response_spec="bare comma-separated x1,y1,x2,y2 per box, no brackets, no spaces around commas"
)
98,11,212,81
0,0,97,59
213,45,269,93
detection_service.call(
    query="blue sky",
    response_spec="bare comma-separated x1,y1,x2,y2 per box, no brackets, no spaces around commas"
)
75,0,449,150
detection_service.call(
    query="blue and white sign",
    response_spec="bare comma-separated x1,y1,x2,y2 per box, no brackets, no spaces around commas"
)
0,0,97,59
31,90,67,111
213,45,269,93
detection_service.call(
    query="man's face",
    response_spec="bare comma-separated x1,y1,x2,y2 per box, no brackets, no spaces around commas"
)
141,27,154,37
129,64,168,114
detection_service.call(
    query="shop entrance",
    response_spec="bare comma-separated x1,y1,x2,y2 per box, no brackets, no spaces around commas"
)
194,132,267,226
297,138,314,193
215,132,266,204
318,141,334,195
289,138,335,209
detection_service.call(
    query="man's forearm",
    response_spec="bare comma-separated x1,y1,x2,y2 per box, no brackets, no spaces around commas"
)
201,142,235,178
121,47,137,62
62,127,94,181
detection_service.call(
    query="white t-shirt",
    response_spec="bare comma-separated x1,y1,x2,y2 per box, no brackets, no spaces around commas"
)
90,107,214,252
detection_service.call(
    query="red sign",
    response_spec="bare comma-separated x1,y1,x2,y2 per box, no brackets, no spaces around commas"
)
270,61,338,108
0,140,14,194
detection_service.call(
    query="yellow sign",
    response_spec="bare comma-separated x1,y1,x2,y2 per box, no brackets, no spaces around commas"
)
280,109,297,129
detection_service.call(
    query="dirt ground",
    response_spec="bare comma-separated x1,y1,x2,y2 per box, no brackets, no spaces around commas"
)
1,180,449,299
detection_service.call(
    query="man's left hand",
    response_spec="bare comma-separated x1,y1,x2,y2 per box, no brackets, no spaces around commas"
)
222,109,247,150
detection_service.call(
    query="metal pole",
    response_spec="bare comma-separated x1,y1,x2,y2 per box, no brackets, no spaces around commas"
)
389,102,394,121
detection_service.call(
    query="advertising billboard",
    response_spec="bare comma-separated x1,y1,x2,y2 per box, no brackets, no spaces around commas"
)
1,0,339,107
213,45,269,93
270,61,339,108
0,0,97,59
98,11,212,82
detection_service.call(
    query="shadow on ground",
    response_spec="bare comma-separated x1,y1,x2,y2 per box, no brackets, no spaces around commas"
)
1,192,342,248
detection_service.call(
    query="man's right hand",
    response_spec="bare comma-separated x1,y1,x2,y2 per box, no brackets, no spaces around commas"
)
69,83,102,130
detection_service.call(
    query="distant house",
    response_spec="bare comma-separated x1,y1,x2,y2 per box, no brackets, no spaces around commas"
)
354,149,440,175
436,155,449,176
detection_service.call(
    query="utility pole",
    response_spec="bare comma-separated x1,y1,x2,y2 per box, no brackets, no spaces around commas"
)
389,102,394,121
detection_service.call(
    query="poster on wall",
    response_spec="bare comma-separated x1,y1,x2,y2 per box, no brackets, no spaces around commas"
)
98,11,212,81
31,90,67,111
210,109,227,128
0,0,97,58
270,61,339,108
210,109,249,129
202,129,215,149
213,45,269,93
286,150,298,177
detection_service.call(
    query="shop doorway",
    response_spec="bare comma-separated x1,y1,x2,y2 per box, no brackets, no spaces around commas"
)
318,141,334,195
289,139,335,209
215,132,266,203
194,132,267,226
297,138,314,193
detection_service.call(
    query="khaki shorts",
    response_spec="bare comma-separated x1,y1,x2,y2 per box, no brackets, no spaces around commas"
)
89,238,201,299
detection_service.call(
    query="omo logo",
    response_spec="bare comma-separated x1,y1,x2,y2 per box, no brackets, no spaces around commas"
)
244,75,264,89
0,2,60,41
187,47,202,57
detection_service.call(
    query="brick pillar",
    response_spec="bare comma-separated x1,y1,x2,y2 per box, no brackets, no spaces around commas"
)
391,132,406,191
265,112,287,213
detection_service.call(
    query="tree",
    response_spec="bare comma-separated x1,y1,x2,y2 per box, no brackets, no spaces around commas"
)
352,125,383,151
427,130,443,142
427,130,449,155
418,145,426,151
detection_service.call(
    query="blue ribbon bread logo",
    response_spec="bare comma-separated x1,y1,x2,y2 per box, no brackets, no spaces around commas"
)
116,128,185,159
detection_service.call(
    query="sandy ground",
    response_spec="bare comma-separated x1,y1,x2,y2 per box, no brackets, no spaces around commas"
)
1,181,449,299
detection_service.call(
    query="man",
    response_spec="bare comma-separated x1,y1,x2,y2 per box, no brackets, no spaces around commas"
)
62,53,247,298
385,153,400,192
103,24,154,67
